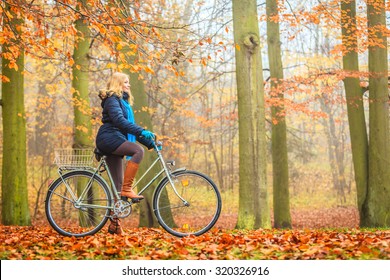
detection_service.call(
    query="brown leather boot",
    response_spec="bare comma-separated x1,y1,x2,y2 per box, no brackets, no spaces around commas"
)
108,218,124,235
120,161,144,201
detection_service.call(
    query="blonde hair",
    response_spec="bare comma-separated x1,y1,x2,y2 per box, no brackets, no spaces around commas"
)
98,72,134,105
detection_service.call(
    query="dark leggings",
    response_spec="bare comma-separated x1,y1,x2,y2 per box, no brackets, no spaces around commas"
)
106,141,144,192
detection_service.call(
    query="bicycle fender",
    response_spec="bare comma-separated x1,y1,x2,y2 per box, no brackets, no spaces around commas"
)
172,167,186,173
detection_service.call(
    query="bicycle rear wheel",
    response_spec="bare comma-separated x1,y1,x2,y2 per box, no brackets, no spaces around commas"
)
153,170,221,237
45,170,111,237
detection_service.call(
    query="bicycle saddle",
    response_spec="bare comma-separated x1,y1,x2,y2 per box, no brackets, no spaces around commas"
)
94,147,104,161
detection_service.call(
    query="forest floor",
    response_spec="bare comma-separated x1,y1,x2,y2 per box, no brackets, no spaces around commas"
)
1,206,389,260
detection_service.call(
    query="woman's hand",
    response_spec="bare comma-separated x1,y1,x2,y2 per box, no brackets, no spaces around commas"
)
141,130,155,140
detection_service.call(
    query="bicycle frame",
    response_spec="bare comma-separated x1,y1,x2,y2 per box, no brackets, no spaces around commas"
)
57,143,188,211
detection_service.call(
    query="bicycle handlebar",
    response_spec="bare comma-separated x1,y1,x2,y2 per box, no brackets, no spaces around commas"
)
153,140,163,150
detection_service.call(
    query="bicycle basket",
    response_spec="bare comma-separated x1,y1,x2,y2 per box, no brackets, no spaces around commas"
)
54,149,95,168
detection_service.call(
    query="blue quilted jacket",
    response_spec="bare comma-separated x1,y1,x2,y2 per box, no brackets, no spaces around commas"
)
96,94,154,153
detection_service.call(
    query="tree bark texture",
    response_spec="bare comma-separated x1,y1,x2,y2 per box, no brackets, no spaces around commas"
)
365,0,390,227
341,0,369,226
233,0,271,229
1,2,31,225
72,2,93,149
266,0,292,228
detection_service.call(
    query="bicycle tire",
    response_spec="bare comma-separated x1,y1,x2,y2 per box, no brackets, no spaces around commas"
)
153,170,221,237
45,170,111,237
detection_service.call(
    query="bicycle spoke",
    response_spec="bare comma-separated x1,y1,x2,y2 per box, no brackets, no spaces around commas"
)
156,204,188,211
50,191,75,204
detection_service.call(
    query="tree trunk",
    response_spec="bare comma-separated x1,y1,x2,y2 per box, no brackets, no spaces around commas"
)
124,61,160,228
1,3,31,225
111,0,160,227
341,0,369,226
266,0,291,228
72,0,93,227
365,0,390,227
72,0,93,149
232,0,271,229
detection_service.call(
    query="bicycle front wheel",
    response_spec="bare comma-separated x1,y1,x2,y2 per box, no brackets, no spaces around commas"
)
45,170,111,237
153,170,221,237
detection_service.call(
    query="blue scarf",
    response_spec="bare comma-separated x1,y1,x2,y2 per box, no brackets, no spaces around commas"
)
121,97,136,143
121,96,136,161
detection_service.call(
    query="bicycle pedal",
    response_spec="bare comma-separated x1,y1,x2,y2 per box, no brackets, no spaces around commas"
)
131,197,143,203
121,196,143,203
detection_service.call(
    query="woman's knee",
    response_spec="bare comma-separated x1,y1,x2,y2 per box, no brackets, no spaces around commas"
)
134,145,144,162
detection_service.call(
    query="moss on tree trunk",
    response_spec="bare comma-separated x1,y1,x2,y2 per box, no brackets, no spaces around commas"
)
341,0,369,226
233,0,271,229
365,0,390,227
1,3,31,225
266,0,292,229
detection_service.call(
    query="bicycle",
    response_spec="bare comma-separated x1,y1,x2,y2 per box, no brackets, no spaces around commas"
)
45,141,222,237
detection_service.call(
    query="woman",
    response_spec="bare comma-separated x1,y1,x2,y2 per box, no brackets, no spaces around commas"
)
96,72,155,235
